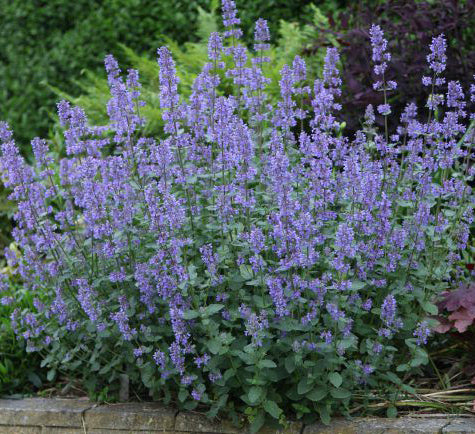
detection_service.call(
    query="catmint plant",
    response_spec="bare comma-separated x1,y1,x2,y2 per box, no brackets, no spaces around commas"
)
0,1,474,430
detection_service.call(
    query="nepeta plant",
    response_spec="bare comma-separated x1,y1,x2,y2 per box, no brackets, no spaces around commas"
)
0,0,474,429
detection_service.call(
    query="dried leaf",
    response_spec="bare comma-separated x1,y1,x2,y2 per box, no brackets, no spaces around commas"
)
448,308,475,333
432,316,453,334
437,284,475,312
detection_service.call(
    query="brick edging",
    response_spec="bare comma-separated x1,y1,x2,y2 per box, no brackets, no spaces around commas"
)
0,398,474,433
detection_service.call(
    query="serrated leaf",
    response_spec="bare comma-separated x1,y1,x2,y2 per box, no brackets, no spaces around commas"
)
351,280,366,290
319,406,331,425
28,372,42,388
328,372,342,388
384,372,401,385
239,264,253,280
401,384,416,394
207,393,228,419
178,389,188,402
99,364,111,375
396,363,409,372
207,339,222,355
421,301,438,315
292,403,311,414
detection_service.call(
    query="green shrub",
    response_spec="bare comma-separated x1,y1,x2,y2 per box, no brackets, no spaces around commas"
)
50,4,334,139
0,260,45,396
0,0,330,148
1,2,473,428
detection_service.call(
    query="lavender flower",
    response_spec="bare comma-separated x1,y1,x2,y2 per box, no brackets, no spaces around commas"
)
254,18,270,54
221,0,243,41
320,330,333,345
110,295,137,340
239,305,268,347
427,34,447,75
75,279,101,323
157,47,183,135
370,25,391,77
208,32,223,61
414,321,431,345
191,389,202,401
380,294,397,327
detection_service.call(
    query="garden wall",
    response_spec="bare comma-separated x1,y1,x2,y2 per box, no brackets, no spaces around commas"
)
0,398,474,433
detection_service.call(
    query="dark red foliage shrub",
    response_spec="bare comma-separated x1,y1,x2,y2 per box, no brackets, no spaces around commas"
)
307,0,475,135
435,283,475,333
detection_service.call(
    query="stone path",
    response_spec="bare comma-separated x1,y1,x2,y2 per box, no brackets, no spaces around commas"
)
0,398,474,433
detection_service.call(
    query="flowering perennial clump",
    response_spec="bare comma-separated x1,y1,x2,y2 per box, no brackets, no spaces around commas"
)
0,1,474,429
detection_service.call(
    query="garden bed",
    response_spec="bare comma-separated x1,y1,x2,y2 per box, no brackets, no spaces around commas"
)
1,0,474,430
0,398,474,433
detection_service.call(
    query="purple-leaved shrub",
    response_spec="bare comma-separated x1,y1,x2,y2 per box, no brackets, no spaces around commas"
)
0,0,474,428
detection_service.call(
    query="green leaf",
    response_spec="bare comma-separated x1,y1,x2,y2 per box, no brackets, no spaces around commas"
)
204,304,224,316
239,264,253,280
178,389,188,402
330,388,351,399
387,406,398,418
319,406,331,425
248,386,263,404
249,410,266,434
99,364,112,375
182,309,199,320
292,403,311,414
207,393,228,419
207,338,222,355
47,369,56,382
28,372,42,388
401,384,416,394
351,280,366,290
297,377,314,395
328,372,342,388
258,359,277,369
187,264,197,281
285,355,296,373
306,387,328,402
263,400,282,419
384,372,401,385
421,301,438,315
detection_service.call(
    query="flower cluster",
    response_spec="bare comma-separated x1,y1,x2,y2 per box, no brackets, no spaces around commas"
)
0,1,473,427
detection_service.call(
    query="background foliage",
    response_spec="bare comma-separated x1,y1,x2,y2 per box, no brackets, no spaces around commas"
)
0,0,318,147
50,4,336,138
313,0,475,134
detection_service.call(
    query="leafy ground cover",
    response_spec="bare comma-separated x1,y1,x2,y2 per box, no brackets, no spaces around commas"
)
0,265,45,397
0,0,474,431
